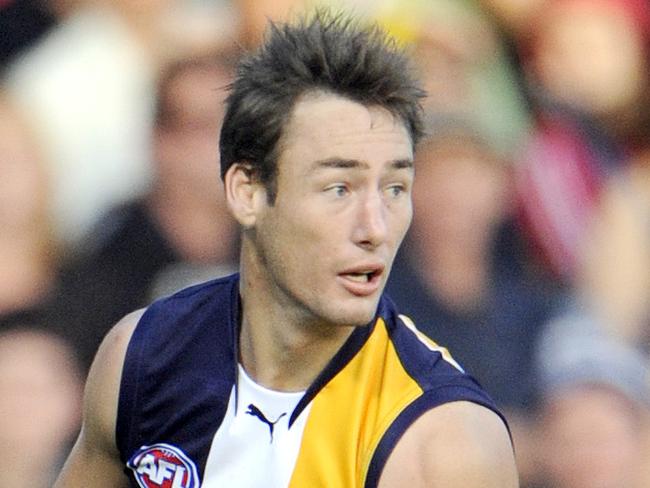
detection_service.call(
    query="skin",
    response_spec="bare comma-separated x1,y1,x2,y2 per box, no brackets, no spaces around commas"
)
54,92,518,487
379,401,518,487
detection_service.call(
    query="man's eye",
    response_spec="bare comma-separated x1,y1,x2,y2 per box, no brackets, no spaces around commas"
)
326,184,348,197
386,184,405,197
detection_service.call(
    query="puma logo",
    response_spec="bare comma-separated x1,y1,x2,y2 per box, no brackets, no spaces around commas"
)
245,404,287,443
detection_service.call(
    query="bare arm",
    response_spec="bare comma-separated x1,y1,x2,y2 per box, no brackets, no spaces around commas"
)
379,401,519,488
54,309,144,487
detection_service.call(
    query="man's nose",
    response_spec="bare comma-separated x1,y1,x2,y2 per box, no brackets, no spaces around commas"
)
353,190,388,249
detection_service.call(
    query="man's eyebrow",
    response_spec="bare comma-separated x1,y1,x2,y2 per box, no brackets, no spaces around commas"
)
392,159,414,169
311,158,368,170
310,157,413,171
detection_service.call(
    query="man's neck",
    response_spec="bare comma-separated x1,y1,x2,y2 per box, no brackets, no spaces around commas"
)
237,255,354,392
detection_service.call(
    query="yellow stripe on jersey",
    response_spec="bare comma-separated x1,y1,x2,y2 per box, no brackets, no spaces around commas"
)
398,314,464,372
288,318,423,488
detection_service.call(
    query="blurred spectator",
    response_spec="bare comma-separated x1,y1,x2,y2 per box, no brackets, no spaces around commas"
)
0,92,59,323
533,310,650,488
50,52,239,372
513,0,650,281
0,327,82,488
514,108,617,281
3,0,234,249
377,0,531,159
528,0,650,141
548,151,650,353
575,152,650,346
385,118,561,483
3,0,158,247
511,0,650,412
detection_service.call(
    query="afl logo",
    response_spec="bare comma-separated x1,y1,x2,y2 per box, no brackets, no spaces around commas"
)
127,443,200,488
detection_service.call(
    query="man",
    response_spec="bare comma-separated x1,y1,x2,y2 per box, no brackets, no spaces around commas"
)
55,11,518,487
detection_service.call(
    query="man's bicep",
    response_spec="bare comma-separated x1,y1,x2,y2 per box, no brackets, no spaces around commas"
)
378,401,519,488
54,310,143,487
55,427,130,487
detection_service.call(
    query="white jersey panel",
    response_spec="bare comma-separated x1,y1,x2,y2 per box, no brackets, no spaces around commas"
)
202,366,311,488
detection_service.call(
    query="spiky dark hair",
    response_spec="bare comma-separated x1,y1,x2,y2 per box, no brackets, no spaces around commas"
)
219,9,426,201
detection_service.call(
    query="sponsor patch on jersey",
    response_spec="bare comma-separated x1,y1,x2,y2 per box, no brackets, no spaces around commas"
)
127,443,200,488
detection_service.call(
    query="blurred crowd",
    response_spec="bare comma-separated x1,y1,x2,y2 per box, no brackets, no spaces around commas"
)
1,0,649,486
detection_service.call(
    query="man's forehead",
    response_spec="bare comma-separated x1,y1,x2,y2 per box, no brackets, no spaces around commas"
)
279,93,412,151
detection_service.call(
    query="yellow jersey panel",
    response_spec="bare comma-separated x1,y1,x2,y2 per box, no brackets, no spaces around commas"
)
289,317,423,487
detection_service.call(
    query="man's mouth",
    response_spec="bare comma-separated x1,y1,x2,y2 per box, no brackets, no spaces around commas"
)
338,266,384,296
344,272,375,283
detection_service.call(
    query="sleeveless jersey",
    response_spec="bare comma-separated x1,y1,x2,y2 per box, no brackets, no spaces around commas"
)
117,273,506,488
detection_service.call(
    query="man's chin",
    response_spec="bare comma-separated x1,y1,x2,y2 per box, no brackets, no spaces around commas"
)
329,306,379,328
308,292,381,328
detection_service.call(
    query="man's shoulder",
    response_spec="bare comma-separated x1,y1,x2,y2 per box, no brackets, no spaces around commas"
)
371,303,511,467
379,400,518,487
128,272,240,356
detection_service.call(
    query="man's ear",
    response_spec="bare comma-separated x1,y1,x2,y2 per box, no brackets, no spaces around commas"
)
224,163,266,228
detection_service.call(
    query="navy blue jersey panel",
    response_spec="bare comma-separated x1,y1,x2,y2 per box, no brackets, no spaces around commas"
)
117,274,241,479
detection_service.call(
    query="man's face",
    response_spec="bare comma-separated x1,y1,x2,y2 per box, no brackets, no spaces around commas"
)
250,93,414,327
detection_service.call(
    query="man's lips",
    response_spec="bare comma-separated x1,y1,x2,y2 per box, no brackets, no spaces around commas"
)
337,265,384,296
